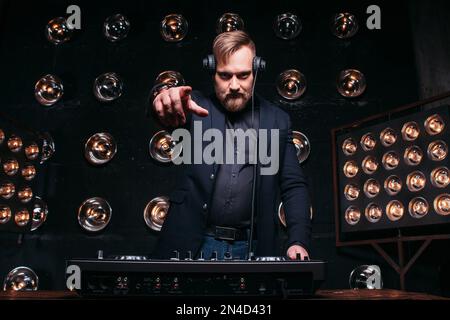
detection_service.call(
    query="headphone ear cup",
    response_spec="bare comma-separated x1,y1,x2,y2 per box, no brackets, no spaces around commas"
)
253,56,266,73
203,54,216,74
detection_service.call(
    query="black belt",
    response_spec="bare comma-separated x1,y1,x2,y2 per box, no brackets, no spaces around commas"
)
205,225,250,241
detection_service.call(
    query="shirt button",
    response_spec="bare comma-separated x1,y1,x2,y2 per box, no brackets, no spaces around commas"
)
202,203,208,210
210,174,215,180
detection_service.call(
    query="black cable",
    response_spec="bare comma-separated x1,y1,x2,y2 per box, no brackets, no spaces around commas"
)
247,67,259,260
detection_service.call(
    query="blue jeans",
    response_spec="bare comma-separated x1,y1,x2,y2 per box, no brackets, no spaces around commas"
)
197,235,257,260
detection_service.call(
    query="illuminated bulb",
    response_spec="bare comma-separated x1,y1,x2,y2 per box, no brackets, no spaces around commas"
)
342,138,357,156
8,135,23,152
331,13,359,39
0,182,15,199
45,17,73,44
431,167,450,188
160,14,188,42
380,128,397,147
360,133,376,151
18,187,33,203
85,133,117,165
160,139,171,155
424,114,445,135
343,161,359,178
149,131,181,163
337,69,366,98
427,140,448,161
3,159,19,176
276,69,307,100
3,267,39,291
78,197,112,232
365,203,382,223
386,200,404,221
401,122,420,141
216,13,244,34
143,197,170,231
382,151,399,170
408,197,429,218
362,156,378,174
364,179,380,198
404,145,423,166
406,171,426,192
15,209,30,227
384,175,402,196
0,205,12,224
292,131,310,163
434,194,450,216
344,184,360,201
25,143,40,160
345,206,361,225
35,74,64,106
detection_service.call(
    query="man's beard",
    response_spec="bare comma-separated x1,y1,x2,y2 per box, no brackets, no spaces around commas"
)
221,92,251,112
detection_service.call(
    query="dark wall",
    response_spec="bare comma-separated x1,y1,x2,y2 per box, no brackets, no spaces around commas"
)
409,0,450,100
2,0,447,294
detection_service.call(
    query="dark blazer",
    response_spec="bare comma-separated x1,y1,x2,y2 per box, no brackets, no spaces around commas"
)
152,91,311,259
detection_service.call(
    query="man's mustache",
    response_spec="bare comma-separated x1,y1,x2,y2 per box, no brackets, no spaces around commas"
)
226,93,245,99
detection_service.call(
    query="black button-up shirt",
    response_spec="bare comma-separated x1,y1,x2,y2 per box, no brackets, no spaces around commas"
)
208,101,260,228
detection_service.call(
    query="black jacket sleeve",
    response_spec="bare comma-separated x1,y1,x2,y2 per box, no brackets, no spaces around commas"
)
278,115,312,253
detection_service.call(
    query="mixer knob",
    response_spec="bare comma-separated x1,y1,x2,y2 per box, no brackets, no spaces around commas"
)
154,276,161,290
170,250,180,261
239,277,246,290
224,251,232,260
172,277,179,290
198,251,205,261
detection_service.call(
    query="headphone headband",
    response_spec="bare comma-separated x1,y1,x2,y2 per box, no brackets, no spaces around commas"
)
202,54,266,74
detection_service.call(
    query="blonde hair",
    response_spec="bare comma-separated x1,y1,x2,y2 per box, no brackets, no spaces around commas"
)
212,31,256,64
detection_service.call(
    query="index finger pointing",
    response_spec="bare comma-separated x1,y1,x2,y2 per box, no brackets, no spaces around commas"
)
187,98,209,117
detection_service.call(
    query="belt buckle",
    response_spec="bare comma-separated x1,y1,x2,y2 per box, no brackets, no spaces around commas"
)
215,226,236,241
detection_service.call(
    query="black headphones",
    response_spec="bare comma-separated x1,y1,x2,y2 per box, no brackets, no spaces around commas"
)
202,54,266,74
